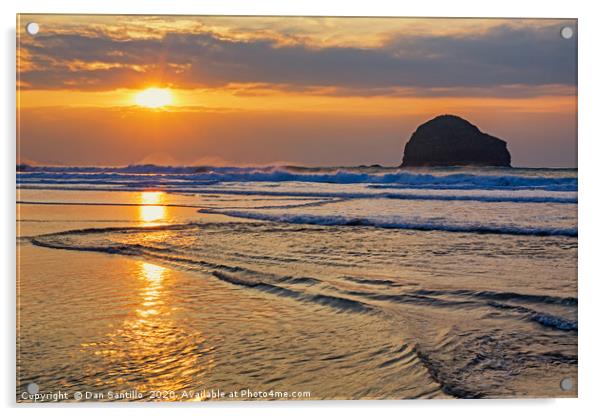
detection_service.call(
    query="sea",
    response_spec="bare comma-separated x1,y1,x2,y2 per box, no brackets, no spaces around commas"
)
16,165,578,400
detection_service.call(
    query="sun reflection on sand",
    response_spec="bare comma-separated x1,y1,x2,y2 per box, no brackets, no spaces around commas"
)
138,191,167,225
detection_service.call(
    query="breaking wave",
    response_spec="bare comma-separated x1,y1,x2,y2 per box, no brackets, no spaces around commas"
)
17,164,577,192
199,209,578,237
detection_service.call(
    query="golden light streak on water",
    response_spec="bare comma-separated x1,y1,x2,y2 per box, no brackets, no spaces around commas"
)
71,260,213,399
138,191,167,225
136,262,166,319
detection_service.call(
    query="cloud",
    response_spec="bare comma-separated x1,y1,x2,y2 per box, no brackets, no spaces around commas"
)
19,20,576,95
232,83,576,99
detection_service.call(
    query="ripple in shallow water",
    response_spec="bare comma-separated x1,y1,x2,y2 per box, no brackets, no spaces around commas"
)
21,218,577,399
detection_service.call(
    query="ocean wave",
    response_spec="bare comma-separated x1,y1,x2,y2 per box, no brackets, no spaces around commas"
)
199,209,578,237
411,289,577,306
343,287,577,332
16,189,577,206
414,348,485,399
30,222,577,332
18,164,199,174
209,191,576,205
32,229,373,315
17,164,577,192
487,301,577,331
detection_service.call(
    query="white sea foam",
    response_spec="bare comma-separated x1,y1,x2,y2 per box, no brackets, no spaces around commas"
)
199,208,578,237
17,164,578,237
17,164,577,192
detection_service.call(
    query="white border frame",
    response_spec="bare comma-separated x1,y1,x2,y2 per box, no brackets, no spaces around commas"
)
3,1,600,415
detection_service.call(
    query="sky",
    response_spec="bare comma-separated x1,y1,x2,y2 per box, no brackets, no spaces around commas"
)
17,15,577,167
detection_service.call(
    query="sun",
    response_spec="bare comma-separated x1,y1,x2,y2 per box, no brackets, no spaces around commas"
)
134,88,173,108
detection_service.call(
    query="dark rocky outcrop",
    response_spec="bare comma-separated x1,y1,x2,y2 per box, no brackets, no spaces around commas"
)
401,115,511,167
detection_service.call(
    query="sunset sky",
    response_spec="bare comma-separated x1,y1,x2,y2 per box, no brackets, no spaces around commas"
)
17,15,577,167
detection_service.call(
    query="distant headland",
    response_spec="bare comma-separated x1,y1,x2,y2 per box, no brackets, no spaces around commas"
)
401,115,511,167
